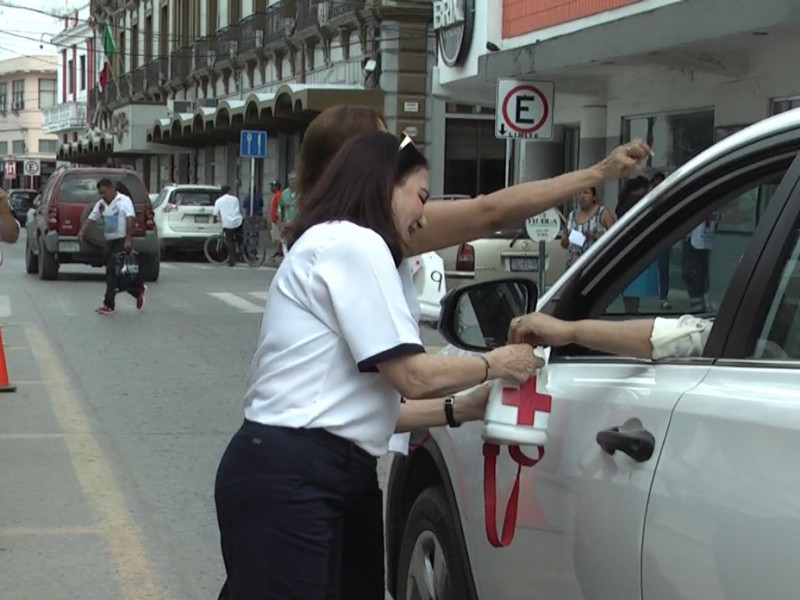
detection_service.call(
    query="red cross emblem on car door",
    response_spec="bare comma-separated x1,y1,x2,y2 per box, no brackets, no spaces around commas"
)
502,377,552,426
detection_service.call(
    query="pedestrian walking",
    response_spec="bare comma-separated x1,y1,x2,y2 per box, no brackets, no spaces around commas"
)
0,187,19,245
213,132,539,600
77,178,146,315
212,185,244,267
267,179,283,259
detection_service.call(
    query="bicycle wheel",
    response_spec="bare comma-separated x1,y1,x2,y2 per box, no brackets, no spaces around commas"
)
242,241,266,267
204,234,229,265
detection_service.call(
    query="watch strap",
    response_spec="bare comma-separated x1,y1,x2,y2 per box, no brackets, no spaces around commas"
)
444,395,460,428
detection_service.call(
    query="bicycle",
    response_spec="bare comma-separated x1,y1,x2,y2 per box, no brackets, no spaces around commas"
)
204,219,266,267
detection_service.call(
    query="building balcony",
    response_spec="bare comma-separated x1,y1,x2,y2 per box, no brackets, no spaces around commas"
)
265,3,290,46
329,0,366,22
118,72,131,101
147,56,169,91
42,101,88,133
170,46,192,84
239,12,267,56
88,88,101,114
214,25,240,67
131,65,146,97
105,78,119,105
193,35,217,75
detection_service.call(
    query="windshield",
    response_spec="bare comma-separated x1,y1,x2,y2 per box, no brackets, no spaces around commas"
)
58,172,150,205
171,189,219,207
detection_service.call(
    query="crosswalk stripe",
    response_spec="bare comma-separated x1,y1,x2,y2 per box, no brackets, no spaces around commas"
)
0,295,10,318
207,292,263,313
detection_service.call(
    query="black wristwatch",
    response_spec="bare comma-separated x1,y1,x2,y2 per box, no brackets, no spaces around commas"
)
444,395,460,428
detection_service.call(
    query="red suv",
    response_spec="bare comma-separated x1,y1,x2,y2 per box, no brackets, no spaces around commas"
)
24,168,160,281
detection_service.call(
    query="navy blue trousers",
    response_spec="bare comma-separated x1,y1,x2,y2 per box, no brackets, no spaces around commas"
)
215,421,384,600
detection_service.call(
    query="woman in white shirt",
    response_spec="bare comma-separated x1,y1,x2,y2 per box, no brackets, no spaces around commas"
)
214,132,539,599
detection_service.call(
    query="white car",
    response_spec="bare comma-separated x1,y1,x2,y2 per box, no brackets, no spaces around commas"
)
152,184,222,252
387,107,800,599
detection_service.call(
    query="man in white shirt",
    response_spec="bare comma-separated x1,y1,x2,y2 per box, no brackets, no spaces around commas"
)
78,178,147,315
0,187,20,245
213,185,244,267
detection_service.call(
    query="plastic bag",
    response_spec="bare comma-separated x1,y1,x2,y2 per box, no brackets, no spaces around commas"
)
115,250,141,292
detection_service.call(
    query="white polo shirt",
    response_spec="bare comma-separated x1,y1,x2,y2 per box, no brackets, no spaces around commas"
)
88,193,135,240
243,220,425,456
213,193,243,229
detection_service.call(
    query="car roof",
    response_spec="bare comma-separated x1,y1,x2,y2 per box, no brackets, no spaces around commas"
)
164,184,221,189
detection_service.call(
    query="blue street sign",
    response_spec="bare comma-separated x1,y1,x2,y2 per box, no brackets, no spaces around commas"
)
239,129,268,159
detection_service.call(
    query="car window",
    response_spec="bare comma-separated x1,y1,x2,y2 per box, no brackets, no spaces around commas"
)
603,171,786,319
172,190,218,207
58,173,149,205
10,191,37,204
752,232,800,360
152,190,169,208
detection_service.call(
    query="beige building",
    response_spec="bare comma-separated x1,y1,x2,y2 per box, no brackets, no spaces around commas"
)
0,56,60,189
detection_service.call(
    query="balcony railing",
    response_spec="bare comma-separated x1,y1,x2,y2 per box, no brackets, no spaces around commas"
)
295,0,320,30
42,101,88,133
193,35,217,72
106,78,119,104
170,46,192,82
239,12,267,52
131,65,146,95
117,73,130,100
147,56,168,89
215,25,240,63
330,0,366,19
265,4,288,44
88,88,101,114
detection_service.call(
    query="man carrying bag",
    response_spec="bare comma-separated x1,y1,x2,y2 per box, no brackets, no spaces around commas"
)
78,178,147,315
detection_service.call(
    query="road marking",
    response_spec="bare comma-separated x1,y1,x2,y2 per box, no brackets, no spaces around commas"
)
0,295,10,318
25,324,164,600
0,432,65,440
0,525,102,536
249,291,268,301
208,292,263,313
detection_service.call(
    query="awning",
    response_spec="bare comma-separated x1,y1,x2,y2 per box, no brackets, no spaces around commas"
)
148,84,384,146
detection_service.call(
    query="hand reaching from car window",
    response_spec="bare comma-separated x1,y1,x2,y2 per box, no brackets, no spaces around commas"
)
595,139,651,180
508,313,576,348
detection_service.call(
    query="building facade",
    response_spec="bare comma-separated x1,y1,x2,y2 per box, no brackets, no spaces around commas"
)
0,57,60,189
43,4,93,151
428,0,800,208
59,0,434,197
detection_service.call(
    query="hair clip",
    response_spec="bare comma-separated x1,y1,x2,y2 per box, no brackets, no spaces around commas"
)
399,134,415,150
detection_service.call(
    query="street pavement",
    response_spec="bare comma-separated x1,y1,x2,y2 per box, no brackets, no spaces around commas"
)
0,233,444,600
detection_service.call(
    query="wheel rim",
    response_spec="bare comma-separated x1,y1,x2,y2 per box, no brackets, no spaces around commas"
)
405,530,449,600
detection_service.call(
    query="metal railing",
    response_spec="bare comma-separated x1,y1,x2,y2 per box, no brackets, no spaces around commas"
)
330,0,366,18
265,3,288,43
42,102,88,133
117,72,130,100
147,56,168,89
193,35,217,72
295,0,320,30
88,87,101,114
170,46,192,82
239,12,267,52
131,65,146,95
105,78,119,104
215,25,240,62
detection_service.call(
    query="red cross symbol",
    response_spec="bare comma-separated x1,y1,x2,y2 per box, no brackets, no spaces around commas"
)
502,377,552,426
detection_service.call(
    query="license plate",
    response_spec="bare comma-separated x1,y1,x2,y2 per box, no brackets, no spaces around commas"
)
510,257,538,272
195,215,210,223
59,241,79,253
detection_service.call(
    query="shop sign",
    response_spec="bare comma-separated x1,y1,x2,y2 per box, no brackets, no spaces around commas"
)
433,0,474,68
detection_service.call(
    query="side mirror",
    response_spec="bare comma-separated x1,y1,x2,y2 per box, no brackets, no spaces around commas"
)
437,278,539,352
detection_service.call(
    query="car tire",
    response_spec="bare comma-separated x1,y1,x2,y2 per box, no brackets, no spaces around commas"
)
138,249,160,282
79,203,106,249
396,486,473,600
38,236,58,280
25,234,38,274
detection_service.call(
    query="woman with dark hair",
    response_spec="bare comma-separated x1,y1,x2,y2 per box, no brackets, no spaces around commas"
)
561,186,616,268
214,132,539,600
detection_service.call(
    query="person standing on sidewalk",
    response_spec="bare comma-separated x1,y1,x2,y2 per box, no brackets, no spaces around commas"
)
213,185,244,267
78,178,146,315
0,187,19,244
277,171,298,256
267,180,283,259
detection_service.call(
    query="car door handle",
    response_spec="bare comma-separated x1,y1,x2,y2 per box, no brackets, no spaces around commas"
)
596,426,655,462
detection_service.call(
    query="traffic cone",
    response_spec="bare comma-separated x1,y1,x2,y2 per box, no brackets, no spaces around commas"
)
0,324,17,393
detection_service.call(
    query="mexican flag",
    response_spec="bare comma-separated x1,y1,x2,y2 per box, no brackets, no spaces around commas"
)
98,23,116,90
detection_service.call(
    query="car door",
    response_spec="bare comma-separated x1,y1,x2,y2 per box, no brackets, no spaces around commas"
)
458,142,800,600
642,158,800,600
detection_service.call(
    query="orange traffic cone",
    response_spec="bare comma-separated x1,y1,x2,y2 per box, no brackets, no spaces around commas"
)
0,323,16,393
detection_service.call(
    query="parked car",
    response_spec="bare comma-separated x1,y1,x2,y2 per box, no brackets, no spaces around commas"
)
8,189,39,226
386,107,800,599
151,184,222,253
24,168,160,281
430,195,567,293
